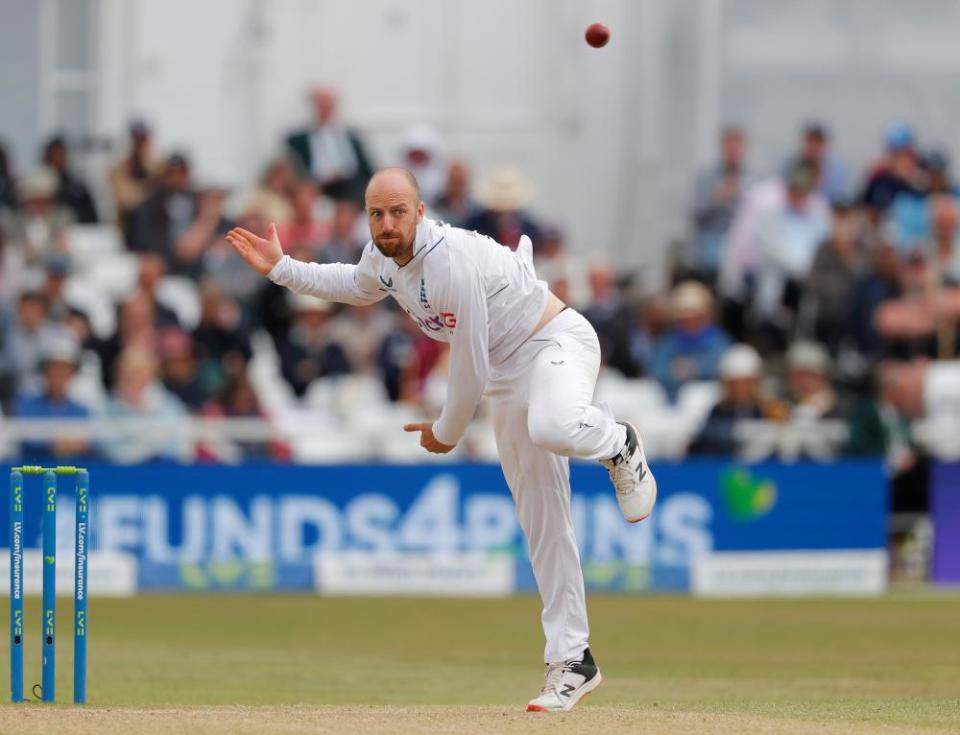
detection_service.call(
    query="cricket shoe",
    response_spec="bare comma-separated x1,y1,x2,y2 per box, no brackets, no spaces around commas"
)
526,648,603,712
600,420,657,522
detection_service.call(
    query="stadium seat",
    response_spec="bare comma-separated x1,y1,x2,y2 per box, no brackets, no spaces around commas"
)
676,380,723,430
281,412,369,463
249,331,296,413
64,224,123,267
595,372,669,419
155,277,201,330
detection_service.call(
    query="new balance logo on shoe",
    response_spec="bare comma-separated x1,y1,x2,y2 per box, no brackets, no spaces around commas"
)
527,647,602,712
600,421,658,523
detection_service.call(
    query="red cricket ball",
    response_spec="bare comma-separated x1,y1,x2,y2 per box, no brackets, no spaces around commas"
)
585,22,610,48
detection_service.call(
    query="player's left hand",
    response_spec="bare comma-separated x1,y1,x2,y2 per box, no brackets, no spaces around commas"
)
403,422,456,454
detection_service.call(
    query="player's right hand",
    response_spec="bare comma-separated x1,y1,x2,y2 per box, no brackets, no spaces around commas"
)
225,222,283,276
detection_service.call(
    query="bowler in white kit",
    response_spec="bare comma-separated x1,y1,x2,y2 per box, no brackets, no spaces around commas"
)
227,168,657,712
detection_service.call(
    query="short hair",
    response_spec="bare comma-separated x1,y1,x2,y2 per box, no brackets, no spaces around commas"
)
366,167,422,203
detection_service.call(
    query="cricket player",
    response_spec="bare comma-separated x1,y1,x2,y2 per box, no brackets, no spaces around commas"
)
226,168,657,712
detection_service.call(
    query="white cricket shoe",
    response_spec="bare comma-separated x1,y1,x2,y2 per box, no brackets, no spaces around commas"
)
600,421,657,522
526,648,603,712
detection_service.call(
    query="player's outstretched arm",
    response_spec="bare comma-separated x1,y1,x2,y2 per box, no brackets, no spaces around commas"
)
227,223,387,306
226,223,283,276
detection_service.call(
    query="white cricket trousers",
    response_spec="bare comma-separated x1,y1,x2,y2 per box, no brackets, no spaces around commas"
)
486,308,627,664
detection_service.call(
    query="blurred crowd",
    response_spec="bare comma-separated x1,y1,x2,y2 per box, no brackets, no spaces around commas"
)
0,87,951,509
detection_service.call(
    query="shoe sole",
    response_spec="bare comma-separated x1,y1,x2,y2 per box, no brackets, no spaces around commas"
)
621,421,657,523
526,672,604,713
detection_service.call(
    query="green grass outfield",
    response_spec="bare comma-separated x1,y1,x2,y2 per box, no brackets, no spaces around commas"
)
1,593,958,733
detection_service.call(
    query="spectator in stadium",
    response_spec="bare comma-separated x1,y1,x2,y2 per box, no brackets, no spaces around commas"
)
158,328,207,411
861,124,925,217
127,153,196,263
243,158,297,226
64,307,94,361
0,140,17,211
276,293,352,397
135,253,181,328
929,194,960,284
169,187,233,278
285,86,374,203
649,281,730,400
803,198,865,354
109,120,161,231
95,290,163,389
533,226,584,308
689,343,787,455
887,149,958,252
41,254,74,325
871,248,960,360
377,314,415,402
199,370,290,461
847,360,928,511
851,243,903,359
399,124,445,206
434,160,478,227
627,294,670,376
100,348,190,463
255,273,297,356
41,135,98,224
2,167,72,266
783,122,849,204
690,125,752,281
0,302,17,413
317,199,366,264
328,301,395,375
724,158,832,353
6,288,59,399
582,263,640,377
200,213,269,308
276,181,330,253
128,154,232,277
465,167,542,250
14,331,92,460
191,277,253,392
784,340,848,420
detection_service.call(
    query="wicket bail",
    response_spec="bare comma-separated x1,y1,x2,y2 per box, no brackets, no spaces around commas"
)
9,465,89,705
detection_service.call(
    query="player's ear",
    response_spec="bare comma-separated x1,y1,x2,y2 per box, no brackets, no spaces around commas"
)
417,200,425,221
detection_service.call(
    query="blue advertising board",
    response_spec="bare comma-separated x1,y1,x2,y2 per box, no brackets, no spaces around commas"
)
0,460,886,594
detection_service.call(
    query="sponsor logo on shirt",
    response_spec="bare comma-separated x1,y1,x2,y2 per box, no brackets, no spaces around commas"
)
404,308,457,334
379,274,394,290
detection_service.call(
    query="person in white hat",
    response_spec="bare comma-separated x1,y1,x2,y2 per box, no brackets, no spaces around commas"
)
649,280,731,399
276,291,351,397
785,340,846,419
226,167,657,712
463,166,543,249
1,166,72,265
690,343,787,455
399,123,446,206
13,329,92,460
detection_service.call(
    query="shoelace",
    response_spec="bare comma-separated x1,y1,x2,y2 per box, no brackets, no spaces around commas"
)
540,660,574,694
607,461,642,496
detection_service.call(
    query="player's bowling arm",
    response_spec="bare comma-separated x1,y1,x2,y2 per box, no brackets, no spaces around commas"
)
431,265,490,447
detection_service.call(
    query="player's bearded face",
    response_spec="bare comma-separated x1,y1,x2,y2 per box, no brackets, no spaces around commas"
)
368,197,420,260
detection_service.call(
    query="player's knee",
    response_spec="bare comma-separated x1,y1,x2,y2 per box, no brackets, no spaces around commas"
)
528,411,577,455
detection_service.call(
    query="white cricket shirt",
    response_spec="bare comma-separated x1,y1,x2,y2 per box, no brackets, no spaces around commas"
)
267,217,549,445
